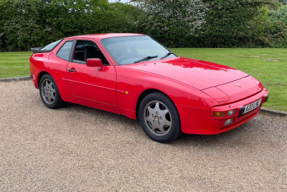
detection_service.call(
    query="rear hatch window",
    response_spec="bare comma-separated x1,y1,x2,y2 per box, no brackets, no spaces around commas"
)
41,39,62,51
32,39,62,53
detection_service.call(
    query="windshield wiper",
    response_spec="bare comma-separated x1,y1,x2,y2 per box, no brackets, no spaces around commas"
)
161,52,175,59
134,55,158,63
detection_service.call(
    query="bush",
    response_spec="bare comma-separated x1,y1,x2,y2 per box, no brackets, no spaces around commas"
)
1,0,287,50
0,0,140,51
247,6,287,48
200,0,269,48
134,0,208,48
269,5,287,25
135,0,271,48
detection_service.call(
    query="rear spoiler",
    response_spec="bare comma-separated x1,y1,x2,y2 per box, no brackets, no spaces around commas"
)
31,47,50,53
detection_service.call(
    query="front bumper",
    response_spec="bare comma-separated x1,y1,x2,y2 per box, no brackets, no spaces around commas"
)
178,88,269,134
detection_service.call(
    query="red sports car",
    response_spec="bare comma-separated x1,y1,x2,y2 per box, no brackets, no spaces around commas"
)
30,33,269,143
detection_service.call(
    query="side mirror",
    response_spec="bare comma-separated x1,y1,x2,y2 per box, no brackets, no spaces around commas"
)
86,58,103,71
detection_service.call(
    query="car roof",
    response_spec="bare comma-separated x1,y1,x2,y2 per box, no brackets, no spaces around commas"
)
65,33,145,40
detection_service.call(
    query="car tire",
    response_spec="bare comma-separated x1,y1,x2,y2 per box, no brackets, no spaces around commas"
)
39,74,64,109
138,92,182,143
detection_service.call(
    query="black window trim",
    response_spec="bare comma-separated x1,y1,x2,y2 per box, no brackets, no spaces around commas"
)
56,40,75,62
70,40,78,62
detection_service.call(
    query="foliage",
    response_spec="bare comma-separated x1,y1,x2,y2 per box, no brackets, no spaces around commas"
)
0,0,139,51
250,6,287,48
109,2,141,32
279,0,287,5
133,0,280,48
199,0,269,47
269,5,287,25
269,5,287,47
1,0,287,50
134,0,208,47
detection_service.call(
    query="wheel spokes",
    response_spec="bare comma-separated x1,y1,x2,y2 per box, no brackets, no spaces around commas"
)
154,102,160,112
147,106,155,115
46,94,51,102
158,125,165,134
161,117,171,127
51,89,56,96
144,100,172,136
41,79,56,105
158,108,168,118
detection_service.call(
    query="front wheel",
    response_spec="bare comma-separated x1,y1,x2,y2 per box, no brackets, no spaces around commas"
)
138,92,182,143
39,74,64,109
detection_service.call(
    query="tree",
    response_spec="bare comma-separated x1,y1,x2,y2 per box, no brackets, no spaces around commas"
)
134,0,208,47
200,0,269,47
278,0,287,5
0,0,140,51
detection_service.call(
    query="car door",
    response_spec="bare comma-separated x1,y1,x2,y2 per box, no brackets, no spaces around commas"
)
65,39,119,114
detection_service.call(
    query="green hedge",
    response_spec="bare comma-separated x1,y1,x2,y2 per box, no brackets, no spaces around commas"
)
0,0,287,51
136,0,287,48
0,0,139,51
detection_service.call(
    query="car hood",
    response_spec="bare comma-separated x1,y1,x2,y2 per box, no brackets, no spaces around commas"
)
126,57,249,90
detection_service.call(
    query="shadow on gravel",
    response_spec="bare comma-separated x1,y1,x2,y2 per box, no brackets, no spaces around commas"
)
178,126,248,146
64,102,140,126
61,102,255,148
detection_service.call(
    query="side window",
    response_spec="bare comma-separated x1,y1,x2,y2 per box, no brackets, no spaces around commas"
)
57,41,73,61
73,40,109,66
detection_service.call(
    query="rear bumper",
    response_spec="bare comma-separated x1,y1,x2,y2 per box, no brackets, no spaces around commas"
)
178,88,269,134
30,73,38,88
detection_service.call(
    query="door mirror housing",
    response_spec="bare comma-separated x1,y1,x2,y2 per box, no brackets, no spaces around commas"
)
86,58,103,71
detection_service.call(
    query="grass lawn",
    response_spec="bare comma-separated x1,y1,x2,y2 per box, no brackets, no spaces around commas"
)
0,48,286,111
0,51,32,79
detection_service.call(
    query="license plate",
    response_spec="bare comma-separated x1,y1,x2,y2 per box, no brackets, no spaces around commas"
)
239,98,262,116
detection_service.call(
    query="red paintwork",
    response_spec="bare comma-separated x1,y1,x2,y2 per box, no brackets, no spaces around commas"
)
30,33,269,135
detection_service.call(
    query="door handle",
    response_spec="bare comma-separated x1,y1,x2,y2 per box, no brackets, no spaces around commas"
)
68,69,77,73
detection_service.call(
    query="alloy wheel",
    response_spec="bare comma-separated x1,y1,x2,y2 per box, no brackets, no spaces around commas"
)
41,79,56,105
143,100,172,136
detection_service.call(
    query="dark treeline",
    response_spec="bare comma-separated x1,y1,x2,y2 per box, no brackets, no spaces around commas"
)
0,0,287,51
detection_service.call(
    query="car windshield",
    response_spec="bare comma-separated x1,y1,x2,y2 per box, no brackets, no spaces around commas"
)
101,36,176,65
41,39,62,51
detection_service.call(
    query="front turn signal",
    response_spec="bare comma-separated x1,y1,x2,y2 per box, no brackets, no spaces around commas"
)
213,111,226,117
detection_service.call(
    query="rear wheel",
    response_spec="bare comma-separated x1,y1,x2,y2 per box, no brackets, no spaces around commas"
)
39,74,64,109
139,92,182,143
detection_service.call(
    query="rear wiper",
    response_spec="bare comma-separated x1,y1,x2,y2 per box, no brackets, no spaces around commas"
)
161,52,174,59
134,55,158,63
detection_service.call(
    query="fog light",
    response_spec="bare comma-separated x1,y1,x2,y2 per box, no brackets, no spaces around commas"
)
227,109,236,116
224,119,233,126
213,111,226,117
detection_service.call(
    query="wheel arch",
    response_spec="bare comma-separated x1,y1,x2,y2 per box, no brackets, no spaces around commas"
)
37,71,51,88
136,89,179,119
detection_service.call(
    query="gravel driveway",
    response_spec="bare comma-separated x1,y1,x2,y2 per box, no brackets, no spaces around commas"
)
0,81,286,191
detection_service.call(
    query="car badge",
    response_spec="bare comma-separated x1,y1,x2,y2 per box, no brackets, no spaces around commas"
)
236,84,241,87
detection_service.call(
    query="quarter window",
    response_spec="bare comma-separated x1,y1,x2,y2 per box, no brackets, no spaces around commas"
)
57,41,73,61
